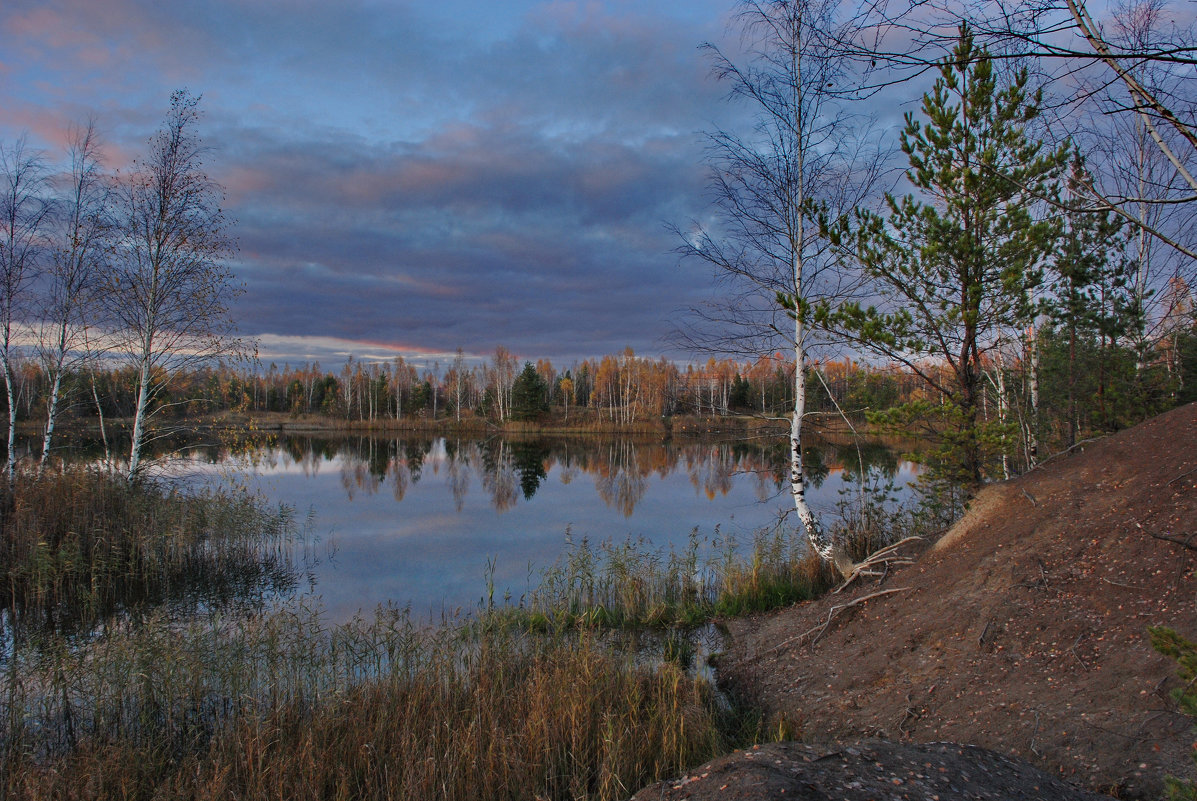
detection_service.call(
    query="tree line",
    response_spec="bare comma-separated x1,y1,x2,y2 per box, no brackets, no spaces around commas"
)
6,329,1192,447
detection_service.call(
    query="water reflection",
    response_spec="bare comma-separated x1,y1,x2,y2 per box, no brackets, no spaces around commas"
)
3,431,921,636
244,433,911,518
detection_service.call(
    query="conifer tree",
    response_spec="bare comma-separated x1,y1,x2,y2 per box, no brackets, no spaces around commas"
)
825,27,1068,486
510,362,549,421
1045,154,1133,444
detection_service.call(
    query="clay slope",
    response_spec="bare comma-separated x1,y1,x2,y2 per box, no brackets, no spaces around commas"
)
719,402,1197,799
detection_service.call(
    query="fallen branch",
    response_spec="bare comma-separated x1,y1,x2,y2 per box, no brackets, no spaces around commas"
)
1167,466,1197,485
1136,521,1196,552
1148,531,1196,552
1027,436,1104,471
760,587,912,656
835,537,926,593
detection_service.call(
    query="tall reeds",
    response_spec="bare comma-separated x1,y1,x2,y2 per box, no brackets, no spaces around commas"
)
0,466,298,641
507,523,836,632
4,601,741,800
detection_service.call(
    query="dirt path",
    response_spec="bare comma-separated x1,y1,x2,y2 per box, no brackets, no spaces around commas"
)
715,403,1197,799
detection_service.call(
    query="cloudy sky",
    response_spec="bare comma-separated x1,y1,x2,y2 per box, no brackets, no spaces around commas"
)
0,0,774,368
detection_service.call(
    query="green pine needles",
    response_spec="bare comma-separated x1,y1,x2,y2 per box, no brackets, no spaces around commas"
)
822,26,1070,486
1149,626,1197,800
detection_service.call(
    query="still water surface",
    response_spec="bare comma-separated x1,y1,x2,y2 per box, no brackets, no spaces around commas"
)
169,433,920,621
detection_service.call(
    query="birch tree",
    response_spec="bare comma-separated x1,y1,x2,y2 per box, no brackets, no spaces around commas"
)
676,0,882,577
0,138,52,475
110,90,244,478
37,121,111,467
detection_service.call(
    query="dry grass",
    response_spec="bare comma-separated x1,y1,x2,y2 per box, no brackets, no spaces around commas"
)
3,602,744,801
0,470,789,801
0,466,297,640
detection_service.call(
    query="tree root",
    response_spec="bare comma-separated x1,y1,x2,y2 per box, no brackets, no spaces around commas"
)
758,586,913,657
835,536,926,593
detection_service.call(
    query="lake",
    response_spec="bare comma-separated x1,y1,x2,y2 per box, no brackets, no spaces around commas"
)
156,431,921,622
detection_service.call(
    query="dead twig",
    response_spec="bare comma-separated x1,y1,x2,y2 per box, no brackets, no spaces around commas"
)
897,692,920,736
1021,489,1037,506
1167,466,1197,485
835,537,926,593
1071,634,1090,671
1100,576,1146,590
759,587,913,655
1013,558,1055,591
978,619,994,649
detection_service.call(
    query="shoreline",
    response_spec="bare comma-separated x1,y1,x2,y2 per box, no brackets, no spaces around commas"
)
28,410,876,440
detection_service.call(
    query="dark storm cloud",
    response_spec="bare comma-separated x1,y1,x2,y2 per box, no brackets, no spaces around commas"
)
1,0,736,364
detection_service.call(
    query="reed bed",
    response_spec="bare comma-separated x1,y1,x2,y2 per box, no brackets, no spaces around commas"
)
503,522,837,633
0,466,299,641
3,600,744,801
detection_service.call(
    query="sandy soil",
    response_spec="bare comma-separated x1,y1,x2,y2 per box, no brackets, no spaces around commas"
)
713,403,1197,799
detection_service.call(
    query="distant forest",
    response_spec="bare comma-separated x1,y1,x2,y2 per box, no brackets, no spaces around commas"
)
13,314,1196,462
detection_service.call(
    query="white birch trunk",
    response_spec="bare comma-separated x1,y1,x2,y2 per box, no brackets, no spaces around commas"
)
4,361,16,476
40,368,63,469
128,358,152,479
90,370,110,467
995,349,1009,480
786,12,849,577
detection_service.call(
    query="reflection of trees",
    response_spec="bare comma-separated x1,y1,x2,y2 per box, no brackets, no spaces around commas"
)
221,432,908,515
685,444,736,501
444,439,471,512
479,440,519,512
339,439,383,500
510,440,549,500
594,440,648,517
806,438,901,485
801,445,831,489
389,449,411,502
558,464,579,485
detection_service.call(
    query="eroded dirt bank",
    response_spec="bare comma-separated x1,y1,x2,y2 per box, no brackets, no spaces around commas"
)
673,403,1195,799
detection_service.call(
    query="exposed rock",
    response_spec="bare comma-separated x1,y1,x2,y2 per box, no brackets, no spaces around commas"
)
631,740,1115,800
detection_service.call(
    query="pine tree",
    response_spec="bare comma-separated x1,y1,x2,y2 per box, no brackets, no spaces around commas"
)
825,27,1068,485
1045,154,1133,444
510,362,549,421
